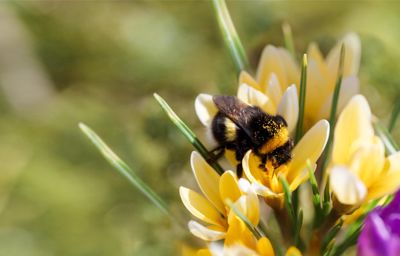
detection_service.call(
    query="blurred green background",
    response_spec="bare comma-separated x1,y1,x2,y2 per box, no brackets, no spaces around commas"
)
0,1,399,255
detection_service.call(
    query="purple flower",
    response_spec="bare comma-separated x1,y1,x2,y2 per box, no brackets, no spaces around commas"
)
358,191,400,256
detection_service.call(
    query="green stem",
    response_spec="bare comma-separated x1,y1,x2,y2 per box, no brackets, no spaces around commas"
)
295,54,308,143
211,0,249,74
318,44,345,183
388,99,400,133
282,22,296,58
374,121,399,155
154,93,225,175
79,123,171,217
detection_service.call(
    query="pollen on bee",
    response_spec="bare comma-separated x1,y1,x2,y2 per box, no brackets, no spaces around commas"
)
259,126,289,154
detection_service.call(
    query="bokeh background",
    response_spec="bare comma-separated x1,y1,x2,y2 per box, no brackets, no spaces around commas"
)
0,1,399,255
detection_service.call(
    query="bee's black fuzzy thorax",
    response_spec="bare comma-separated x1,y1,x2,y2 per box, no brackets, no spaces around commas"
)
210,95,293,176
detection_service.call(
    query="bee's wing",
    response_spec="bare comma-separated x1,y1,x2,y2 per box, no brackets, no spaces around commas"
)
212,95,254,133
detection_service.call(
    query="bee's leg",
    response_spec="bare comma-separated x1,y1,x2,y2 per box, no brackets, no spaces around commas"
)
209,146,225,161
236,163,243,177
259,155,267,170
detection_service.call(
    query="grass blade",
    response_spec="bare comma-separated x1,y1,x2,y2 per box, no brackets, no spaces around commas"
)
153,93,224,175
211,0,249,74
319,44,345,180
282,22,296,58
279,176,295,225
227,200,264,240
374,121,399,155
295,54,308,143
321,219,343,254
79,123,170,217
389,99,400,133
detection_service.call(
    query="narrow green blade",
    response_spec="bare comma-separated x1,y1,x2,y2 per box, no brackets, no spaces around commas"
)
374,121,399,155
319,44,345,177
79,123,170,217
227,200,264,240
154,93,224,175
295,54,308,143
389,100,400,133
211,0,249,74
282,22,296,58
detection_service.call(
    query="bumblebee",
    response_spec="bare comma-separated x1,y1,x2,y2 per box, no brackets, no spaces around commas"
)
210,95,293,176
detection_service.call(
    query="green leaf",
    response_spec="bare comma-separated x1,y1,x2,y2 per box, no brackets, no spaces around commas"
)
79,123,170,217
294,208,304,248
295,54,308,143
330,224,361,256
319,44,345,177
211,0,249,74
374,121,399,155
279,176,296,225
282,22,296,58
226,200,264,240
153,93,224,175
389,99,400,133
321,219,344,254
307,160,319,196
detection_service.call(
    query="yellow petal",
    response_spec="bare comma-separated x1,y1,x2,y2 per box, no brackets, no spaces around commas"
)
330,166,367,206
265,73,282,109
277,85,299,134
287,120,329,182
242,150,265,184
179,187,224,226
191,151,225,214
219,171,242,205
195,94,218,126
237,83,275,114
285,247,302,256
305,58,329,124
257,237,275,256
256,45,287,91
239,71,261,91
277,47,300,86
188,220,226,241
226,214,256,249
235,192,260,226
307,42,328,77
289,163,316,192
196,249,212,256
367,152,400,200
332,95,374,165
349,137,385,186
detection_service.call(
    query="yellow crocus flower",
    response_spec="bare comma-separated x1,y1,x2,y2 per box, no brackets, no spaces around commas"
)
305,33,361,127
242,120,329,209
238,34,361,129
329,95,400,214
180,151,260,241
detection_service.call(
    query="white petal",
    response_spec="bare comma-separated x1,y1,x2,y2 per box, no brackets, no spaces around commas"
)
277,85,299,133
188,220,226,241
237,83,274,114
326,33,361,77
195,94,218,126
251,182,276,197
238,178,251,193
265,73,282,107
330,166,367,205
